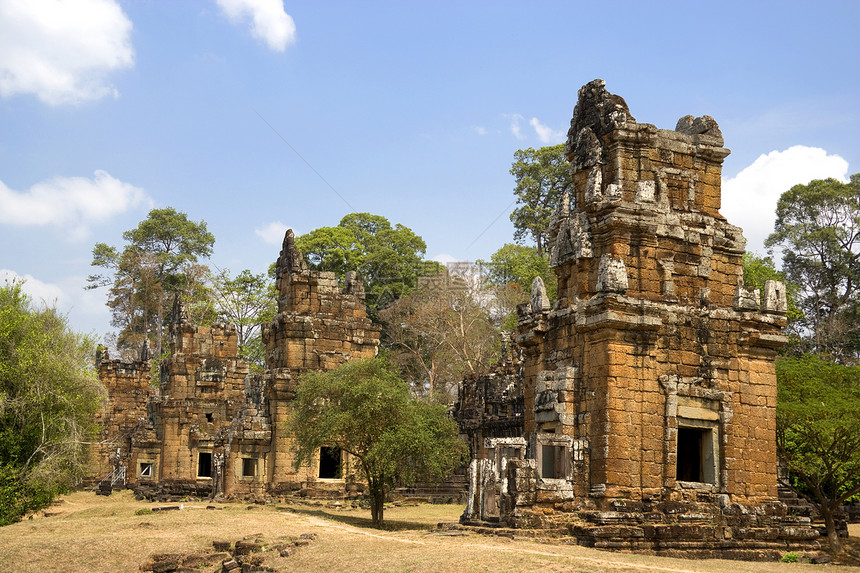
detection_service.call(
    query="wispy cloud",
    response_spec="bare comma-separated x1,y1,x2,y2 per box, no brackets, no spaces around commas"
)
0,0,134,105
254,221,291,245
473,126,488,136
722,145,850,255
507,114,525,139
0,170,151,239
216,0,297,52
529,117,565,144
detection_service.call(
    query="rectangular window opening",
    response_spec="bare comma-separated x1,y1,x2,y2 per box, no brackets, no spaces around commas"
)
677,427,715,483
242,457,256,477
205,412,213,423
541,444,566,479
197,452,212,478
139,462,152,479
318,446,342,479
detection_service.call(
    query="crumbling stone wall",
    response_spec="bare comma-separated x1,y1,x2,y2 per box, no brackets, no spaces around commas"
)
91,353,153,484
454,336,524,460
462,80,819,558
91,229,380,500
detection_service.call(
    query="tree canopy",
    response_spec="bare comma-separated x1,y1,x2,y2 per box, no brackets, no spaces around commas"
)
776,354,860,552
765,174,860,361
0,281,105,526
209,268,277,371
289,357,467,527
379,268,499,400
509,144,570,256
295,213,440,313
88,207,215,359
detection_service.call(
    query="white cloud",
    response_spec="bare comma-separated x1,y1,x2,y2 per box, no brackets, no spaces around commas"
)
506,114,525,139
0,0,134,105
721,146,850,256
216,0,296,52
255,221,291,245
529,117,565,144
473,126,487,136
0,170,151,238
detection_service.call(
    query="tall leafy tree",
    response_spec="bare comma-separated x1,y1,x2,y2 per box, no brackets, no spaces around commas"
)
296,213,439,313
290,358,467,527
379,268,499,400
776,355,860,552
765,174,860,361
0,281,105,525
88,207,215,359
509,144,571,256
210,268,277,371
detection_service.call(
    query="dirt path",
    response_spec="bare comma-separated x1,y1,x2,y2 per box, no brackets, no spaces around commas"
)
281,510,731,573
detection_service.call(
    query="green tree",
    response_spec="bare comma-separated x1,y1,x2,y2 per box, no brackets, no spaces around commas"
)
88,207,215,359
765,174,860,361
379,268,499,400
210,269,277,371
509,144,571,256
296,213,440,313
0,281,105,526
776,354,860,552
289,357,468,527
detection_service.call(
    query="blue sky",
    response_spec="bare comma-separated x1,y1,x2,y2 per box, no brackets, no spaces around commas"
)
1,0,858,339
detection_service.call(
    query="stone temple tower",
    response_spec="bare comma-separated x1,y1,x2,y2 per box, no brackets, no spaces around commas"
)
463,80,817,557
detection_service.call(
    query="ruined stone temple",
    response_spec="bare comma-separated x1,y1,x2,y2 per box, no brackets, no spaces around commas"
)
90,231,380,498
462,80,819,557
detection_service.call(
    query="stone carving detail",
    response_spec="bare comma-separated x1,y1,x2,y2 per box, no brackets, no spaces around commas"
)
734,278,761,311
534,366,578,426
596,254,628,293
676,114,723,143
566,78,635,146
762,280,788,314
605,182,622,200
636,180,656,203
530,277,550,313
572,127,603,172
658,258,675,297
584,165,603,204
550,212,593,267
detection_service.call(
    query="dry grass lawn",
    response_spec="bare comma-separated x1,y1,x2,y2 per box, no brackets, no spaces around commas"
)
1,490,858,572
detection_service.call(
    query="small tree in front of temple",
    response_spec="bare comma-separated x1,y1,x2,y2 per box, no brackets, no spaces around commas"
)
289,357,467,527
776,354,860,553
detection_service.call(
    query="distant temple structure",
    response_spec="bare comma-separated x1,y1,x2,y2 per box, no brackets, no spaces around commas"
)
90,231,380,499
460,80,819,558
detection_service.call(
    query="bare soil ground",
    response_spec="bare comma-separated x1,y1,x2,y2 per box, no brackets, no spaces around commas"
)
1,490,858,572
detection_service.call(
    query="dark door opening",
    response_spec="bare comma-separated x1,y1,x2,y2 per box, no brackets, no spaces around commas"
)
676,428,703,482
318,446,341,479
198,452,212,478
